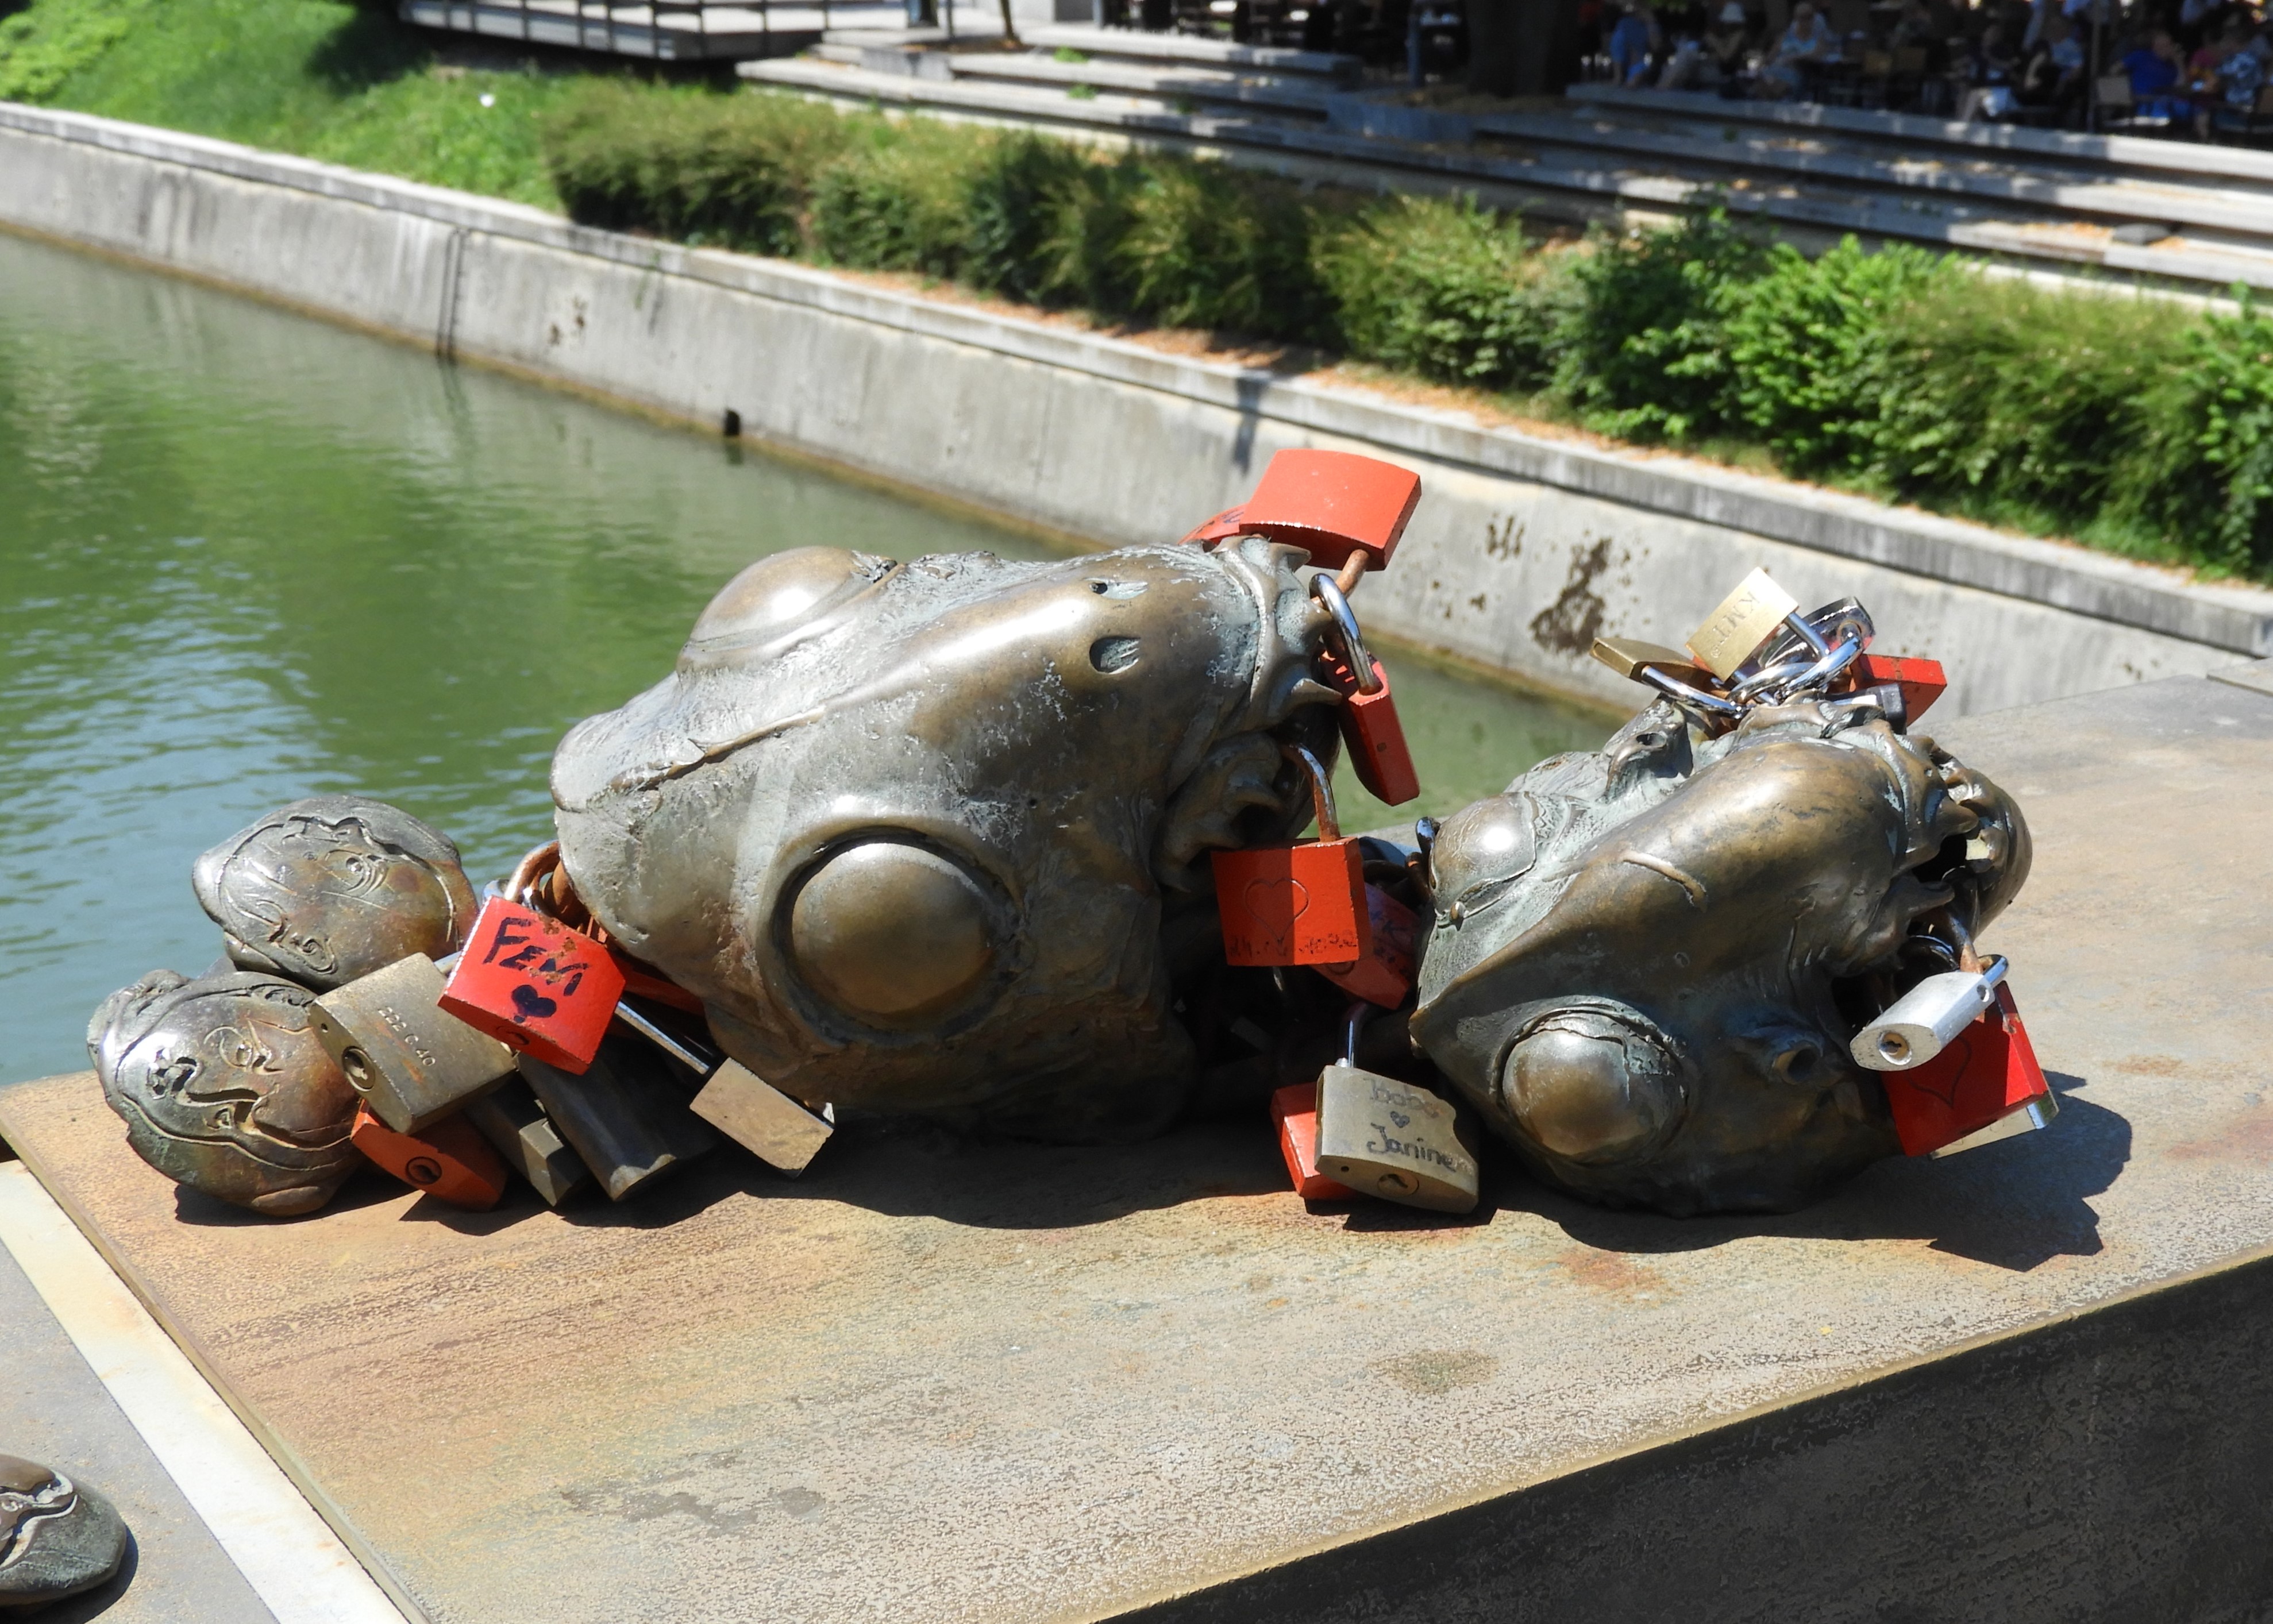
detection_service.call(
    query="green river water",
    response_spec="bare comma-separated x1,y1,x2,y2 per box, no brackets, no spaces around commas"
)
0,229,1612,1087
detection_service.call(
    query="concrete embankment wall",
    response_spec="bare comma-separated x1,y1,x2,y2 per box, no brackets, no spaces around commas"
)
5,101,2268,715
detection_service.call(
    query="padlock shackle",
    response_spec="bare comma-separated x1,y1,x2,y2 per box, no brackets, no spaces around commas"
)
1281,742,1340,843
1309,575,1384,697
1342,1000,1373,1067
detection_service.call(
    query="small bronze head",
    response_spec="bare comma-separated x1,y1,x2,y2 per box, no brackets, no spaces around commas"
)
0,1456,126,1610
1411,699,2031,1214
553,541,1342,1141
90,969,364,1217
192,796,477,990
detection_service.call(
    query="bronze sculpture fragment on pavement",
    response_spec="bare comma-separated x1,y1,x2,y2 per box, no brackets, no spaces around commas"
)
0,1456,128,1611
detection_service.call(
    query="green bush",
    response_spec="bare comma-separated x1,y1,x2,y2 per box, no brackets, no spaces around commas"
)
2115,296,2273,576
811,118,992,275
542,82,852,254
1873,273,2189,529
964,133,1100,302
1317,195,1574,390
1723,237,1951,476
1108,157,1326,334
1555,209,1766,444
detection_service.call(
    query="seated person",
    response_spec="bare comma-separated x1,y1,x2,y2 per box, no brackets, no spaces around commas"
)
1609,0,1663,84
2017,14,2088,114
2198,19,2268,132
2121,28,2192,120
1758,0,1839,95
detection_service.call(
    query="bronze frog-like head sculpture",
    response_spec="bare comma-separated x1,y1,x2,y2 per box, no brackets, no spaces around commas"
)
1410,695,2030,1214
552,538,1347,1143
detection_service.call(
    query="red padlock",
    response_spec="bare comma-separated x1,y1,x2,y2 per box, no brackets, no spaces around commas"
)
1181,505,1248,545
1269,1082,1357,1199
350,1104,510,1210
1212,744,1371,967
1881,984,2053,1157
1316,882,1419,1009
1237,449,1421,572
440,896,626,1074
1836,653,1948,722
1314,570,1420,807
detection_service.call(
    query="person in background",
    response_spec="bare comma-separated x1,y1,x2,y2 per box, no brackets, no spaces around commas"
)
1759,0,1838,93
2196,14,2266,132
1609,0,1664,83
1706,1,1755,72
2121,27,2193,119
1959,16,2022,113
2018,12,2090,116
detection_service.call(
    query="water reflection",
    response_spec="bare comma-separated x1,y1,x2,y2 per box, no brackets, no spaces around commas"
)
0,230,1610,1085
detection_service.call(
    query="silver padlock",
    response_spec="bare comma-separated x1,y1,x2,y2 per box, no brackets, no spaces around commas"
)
691,1060,834,1177
461,1078,592,1207
1313,1009,1479,1214
1850,957,2009,1072
311,954,515,1133
517,1033,717,1202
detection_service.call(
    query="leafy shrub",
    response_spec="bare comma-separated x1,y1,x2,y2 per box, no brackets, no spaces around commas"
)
1873,273,2189,524
0,0,150,103
2114,295,2273,576
1555,209,1766,443
1107,156,1327,334
1722,236,1951,476
1316,195,1574,390
542,82,852,254
964,133,1099,302
811,118,992,275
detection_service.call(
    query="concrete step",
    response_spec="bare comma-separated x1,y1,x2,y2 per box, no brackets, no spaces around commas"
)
1020,22,1359,82
947,51,1336,116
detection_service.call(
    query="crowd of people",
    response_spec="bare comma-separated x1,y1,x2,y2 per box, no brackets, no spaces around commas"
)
1581,0,2273,133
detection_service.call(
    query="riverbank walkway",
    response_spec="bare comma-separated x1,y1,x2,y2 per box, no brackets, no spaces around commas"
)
5,662,2270,1621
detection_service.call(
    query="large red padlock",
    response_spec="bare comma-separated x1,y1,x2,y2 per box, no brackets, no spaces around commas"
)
440,896,626,1074
1239,450,1420,571
1316,882,1419,1008
1836,653,1947,722
1881,984,2052,1156
1212,744,1371,967
1269,1082,1357,1199
350,1104,510,1210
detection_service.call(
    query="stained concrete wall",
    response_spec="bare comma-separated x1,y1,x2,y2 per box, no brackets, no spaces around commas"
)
5,102,2269,715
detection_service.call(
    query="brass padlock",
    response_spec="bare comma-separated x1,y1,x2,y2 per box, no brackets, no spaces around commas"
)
1686,568,1801,681
691,1060,834,1176
311,954,515,1134
1313,1010,1478,1214
461,1078,592,1207
517,1033,718,1202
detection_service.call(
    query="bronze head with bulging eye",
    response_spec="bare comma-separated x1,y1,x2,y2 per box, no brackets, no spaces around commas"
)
89,969,365,1216
552,540,1351,1142
1409,698,2031,1214
192,794,477,990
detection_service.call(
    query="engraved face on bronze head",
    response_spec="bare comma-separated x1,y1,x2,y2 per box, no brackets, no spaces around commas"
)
192,795,477,991
1409,698,2032,1214
553,539,1343,1141
90,969,365,1216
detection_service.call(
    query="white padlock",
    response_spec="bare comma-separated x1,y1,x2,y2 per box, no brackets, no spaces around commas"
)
1850,958,2008,1072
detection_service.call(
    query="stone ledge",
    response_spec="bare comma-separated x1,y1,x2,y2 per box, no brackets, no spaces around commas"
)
3,99,2268,659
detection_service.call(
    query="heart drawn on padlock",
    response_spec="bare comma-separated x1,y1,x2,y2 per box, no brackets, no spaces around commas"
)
510,983,560,1025
1390,1110,1409,1128
1241,877,1309,950
1909,1029,1975,1109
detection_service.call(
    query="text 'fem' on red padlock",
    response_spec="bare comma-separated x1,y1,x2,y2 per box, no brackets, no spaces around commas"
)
1881,983,2055,1158
1211,743,1371,968
439,894,626,1074
1312,570,1419,808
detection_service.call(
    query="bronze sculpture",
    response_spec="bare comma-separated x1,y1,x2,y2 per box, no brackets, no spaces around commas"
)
90,452,2044,1221
90,969,365,1216
0,1456,127,1611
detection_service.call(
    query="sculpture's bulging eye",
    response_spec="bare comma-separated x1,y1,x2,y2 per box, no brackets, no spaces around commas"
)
688,546,885,650
1501,1010,1682,1164
788,840,1001,1027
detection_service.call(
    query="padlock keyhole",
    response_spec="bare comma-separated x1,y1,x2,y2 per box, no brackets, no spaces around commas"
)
340,1047,374,1087
1877,1031,1910,1063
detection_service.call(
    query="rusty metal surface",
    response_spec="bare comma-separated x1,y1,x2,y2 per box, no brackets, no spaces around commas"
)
3,673,2270,1624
